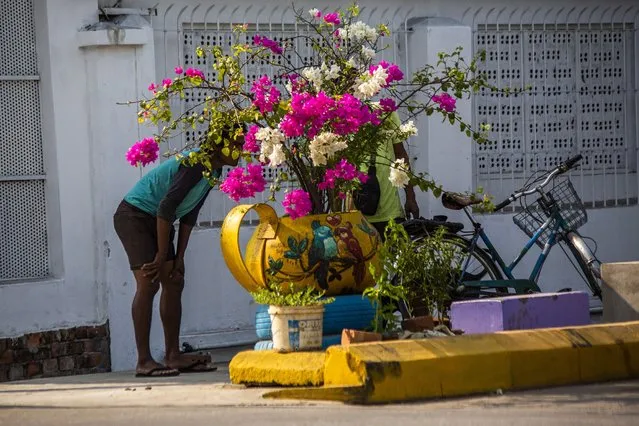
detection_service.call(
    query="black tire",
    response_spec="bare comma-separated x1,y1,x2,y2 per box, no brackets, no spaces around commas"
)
254,295,376,339
563,235,602,300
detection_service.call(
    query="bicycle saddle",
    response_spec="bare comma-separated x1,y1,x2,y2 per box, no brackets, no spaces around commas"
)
442,192,482,210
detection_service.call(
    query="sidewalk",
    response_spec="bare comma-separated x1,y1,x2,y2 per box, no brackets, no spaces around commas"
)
1,370,638,426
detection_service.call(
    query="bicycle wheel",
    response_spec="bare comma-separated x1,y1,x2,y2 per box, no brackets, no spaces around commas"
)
437,234,503,283
395,233,503,319
563,232,602,299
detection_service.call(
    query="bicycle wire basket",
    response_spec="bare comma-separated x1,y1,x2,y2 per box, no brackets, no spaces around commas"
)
512,178,588,248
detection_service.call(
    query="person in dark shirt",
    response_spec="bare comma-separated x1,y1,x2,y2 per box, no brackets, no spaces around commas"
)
113,127,244,377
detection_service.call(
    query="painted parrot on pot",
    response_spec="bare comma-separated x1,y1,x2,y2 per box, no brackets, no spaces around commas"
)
308,220,338,289
334,222,366,285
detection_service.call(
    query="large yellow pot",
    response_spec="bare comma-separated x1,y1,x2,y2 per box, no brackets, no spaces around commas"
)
220,203,381,296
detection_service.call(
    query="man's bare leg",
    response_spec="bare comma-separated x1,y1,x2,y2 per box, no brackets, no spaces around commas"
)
159,261,211,370
131,270,178,376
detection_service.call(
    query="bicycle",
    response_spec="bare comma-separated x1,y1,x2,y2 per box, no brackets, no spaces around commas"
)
399,154,602,312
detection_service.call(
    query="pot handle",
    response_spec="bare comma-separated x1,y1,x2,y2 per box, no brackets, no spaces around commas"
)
220,203,279,290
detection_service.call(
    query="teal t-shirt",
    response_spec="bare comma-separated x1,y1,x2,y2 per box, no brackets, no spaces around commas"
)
124,152,217,220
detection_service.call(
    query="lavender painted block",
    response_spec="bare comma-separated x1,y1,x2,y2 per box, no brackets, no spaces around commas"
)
450,291,590,335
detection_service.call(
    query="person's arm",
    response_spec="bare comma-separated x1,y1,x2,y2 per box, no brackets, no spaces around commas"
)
169,190,212,280
393,142,420,219
142,163,206,282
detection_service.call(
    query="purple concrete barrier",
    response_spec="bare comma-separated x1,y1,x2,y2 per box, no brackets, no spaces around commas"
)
450,291,590,335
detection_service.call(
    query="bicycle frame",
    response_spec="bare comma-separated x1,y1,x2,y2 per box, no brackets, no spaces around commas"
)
459,205,568,290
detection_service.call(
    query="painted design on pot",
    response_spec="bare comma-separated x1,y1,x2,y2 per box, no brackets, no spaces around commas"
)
221,203,380,296
266,214,379,290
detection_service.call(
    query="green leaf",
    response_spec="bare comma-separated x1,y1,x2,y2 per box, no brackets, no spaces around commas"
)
287,236,298,252
221,147,231,157
298,238,308,253
284,250,299,260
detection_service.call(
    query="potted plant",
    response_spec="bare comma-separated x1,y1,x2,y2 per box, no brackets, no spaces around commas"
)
364,220,461,334
127,3,498,296
251,280,334,352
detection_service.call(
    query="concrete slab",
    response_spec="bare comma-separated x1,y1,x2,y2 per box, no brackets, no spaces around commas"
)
450,291,590,334
229,351,325,387
602,261,639,323
265,321,639,404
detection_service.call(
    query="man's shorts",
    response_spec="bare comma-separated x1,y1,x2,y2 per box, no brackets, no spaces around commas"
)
113,200,176,270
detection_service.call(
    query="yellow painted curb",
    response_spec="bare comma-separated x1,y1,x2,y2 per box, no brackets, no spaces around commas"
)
264,321,639,404
229,350,325,387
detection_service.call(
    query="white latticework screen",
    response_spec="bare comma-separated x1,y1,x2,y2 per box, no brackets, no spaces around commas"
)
178,23,303,183
474,24,638,210
0,0,48,281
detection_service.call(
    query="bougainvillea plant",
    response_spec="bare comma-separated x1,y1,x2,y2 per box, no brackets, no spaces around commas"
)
129,3,500,218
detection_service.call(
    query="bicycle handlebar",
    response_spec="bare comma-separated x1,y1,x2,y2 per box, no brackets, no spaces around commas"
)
493,154,583,212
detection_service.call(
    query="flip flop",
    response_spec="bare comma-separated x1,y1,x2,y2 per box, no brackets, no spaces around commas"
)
135,366,180,378
177,361,218,373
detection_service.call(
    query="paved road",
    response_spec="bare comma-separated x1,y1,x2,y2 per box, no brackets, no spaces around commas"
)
1,368,638,425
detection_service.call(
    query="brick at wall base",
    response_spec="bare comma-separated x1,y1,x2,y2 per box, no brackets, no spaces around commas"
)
0,322,111,383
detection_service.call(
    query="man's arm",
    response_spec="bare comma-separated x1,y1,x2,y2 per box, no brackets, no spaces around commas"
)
170,190,211,279
393,142,420,219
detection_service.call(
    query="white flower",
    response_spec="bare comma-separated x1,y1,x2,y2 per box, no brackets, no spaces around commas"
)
400,121,418,136
308,132,348,166
353,66,387,99
309,8,321,18
268,143,286,167
361,46,376,60
347,56,358,69
344,21,378,42
256,127,286,166
302,66,323,90
255,127,285,145
324,63,341,80
389,158,410,188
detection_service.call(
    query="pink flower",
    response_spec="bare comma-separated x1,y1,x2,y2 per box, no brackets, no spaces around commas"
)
323,12,341,25
282,189,312,219
174,66,184,75
252,35,283,55
379,98,397,112
162,78,173,88
185,68,205,79
243,125,260,153
148,82,157,92
432,93,457,113
318,159,368,190
280,92,374,139
219,163,267,202
370,61,404,85
126,137,159,167
285,73,304,93
251,75,281,114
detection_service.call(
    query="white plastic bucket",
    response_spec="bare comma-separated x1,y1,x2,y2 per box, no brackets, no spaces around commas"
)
268,305,324,352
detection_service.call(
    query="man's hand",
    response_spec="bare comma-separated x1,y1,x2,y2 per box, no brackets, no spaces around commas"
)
170,257,185,282
142,253,166,283
405,197,420,220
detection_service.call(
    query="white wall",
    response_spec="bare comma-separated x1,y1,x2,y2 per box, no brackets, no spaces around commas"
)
406,9,639,309
2,0,638,373
0,0,106,337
